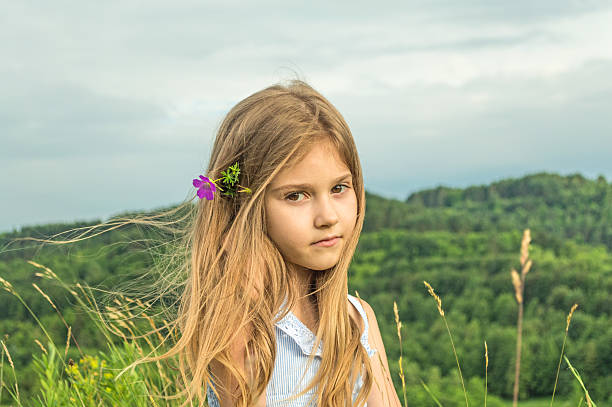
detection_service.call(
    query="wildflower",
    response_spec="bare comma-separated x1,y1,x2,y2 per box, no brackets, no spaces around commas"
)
193,175,217,200
193,162,252,200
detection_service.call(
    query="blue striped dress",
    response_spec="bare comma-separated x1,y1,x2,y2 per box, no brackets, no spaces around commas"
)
206,294,377,406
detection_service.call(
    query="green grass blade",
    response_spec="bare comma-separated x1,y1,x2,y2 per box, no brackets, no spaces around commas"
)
563,355,597,407
420,378,443,407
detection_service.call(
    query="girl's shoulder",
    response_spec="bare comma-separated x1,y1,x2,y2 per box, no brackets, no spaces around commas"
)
347,294,366,333
347,294,378,358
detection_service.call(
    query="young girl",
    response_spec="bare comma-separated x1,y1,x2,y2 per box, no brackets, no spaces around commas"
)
158,80,401,407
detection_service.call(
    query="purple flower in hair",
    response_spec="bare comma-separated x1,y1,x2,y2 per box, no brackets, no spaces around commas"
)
193,175,217,200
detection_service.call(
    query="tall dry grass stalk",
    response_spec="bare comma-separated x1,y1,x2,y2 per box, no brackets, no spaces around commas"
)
393,301,408,407
2,261,181,405
1,339,19,402
423,280,468,407
0,273,59,363
484,340,488,407
0,338,3,403
512,228,532,407
550,303,578,406
30,262,84,356
34,339,48,355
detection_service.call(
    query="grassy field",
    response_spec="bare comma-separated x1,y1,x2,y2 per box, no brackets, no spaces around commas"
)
501,398,575,407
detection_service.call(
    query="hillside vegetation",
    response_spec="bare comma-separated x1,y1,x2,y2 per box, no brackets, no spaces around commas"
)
1,171,610,405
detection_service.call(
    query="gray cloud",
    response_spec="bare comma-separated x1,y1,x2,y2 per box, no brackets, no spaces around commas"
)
339,59,612,198
1,77,167,160
1,2,612,231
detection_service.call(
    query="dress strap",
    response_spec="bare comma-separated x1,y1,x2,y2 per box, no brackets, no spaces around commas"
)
347,294,378,357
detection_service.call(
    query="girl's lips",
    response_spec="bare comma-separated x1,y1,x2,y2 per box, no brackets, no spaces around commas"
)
313,237,340,247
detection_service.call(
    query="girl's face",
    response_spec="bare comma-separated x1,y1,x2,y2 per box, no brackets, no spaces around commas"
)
264,139,358,272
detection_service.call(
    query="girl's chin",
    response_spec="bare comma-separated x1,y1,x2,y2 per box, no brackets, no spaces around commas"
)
305,260,340,272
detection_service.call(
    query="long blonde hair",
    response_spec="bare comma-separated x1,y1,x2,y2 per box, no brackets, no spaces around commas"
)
168,79,373,406
22,79,373,406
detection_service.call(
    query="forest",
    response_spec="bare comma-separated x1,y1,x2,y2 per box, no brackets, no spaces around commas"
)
1,171,610,405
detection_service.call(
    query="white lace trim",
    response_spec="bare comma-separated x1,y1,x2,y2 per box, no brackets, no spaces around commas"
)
276,311,324,356
274,295,377,358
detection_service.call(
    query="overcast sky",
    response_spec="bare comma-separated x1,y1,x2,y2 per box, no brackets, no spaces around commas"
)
2,1,612,232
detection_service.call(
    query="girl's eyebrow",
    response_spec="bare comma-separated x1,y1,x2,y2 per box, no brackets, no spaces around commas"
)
271,173,352,193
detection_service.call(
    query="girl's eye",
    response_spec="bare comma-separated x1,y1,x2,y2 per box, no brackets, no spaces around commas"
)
332,184,348,194
285,191,306,202
284,184,349,202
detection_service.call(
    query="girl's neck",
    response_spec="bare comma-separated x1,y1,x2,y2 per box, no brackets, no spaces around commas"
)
289,263,316,298
294,292,319,334
289,263,319,329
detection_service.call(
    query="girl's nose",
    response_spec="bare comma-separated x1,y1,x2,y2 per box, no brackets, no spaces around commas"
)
314,196,339,228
